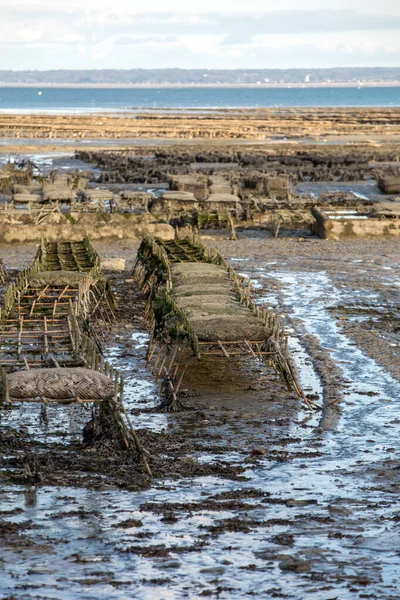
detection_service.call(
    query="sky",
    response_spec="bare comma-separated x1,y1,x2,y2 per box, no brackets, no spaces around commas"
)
1,0,400,70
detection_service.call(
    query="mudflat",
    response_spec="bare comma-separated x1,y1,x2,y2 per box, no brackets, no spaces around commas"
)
1,231,400,598
1,107,400,148
1,111,400,599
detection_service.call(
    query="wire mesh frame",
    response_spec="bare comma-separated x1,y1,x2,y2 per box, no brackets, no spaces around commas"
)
134,234,306,405
0,237,116,406
0,287,127,422
0,241,150,470
0,237,107,321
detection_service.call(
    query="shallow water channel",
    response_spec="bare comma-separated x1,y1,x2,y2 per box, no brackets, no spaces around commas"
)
1,262,400,599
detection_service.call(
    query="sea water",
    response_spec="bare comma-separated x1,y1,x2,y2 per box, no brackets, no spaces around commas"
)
0,86,399,113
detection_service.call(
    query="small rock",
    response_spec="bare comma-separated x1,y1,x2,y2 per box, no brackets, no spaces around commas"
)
178,457,195,464
252,447,266,456
200,567,225,575
101,258,125,271
158,560,181,570
255,550,279,561
28,565,55,575
161,513,179,524
279,558,310,573
271,533,294,546
286,499,316,507
328,505,351,516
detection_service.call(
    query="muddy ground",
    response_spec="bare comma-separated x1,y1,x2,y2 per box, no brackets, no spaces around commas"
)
1,108,400,143
77,144,400,185
1,230,400,599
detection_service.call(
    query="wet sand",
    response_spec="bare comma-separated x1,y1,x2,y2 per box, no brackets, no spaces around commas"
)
1,108,400,148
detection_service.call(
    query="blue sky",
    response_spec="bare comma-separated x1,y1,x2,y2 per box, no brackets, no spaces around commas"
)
2,0,400,69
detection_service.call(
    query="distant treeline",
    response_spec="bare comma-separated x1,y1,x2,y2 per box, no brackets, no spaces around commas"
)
0,68,399,85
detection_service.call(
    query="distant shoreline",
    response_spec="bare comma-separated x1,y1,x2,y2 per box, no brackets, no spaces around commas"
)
1,82,400,89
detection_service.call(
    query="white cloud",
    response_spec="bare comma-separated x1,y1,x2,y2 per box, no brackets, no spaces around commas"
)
4,0,400,15
252,30,400,51
1,1,400,68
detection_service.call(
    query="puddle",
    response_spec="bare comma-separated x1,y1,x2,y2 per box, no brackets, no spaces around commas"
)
0,400,92,446
252,270,400,477
295,181,383,201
